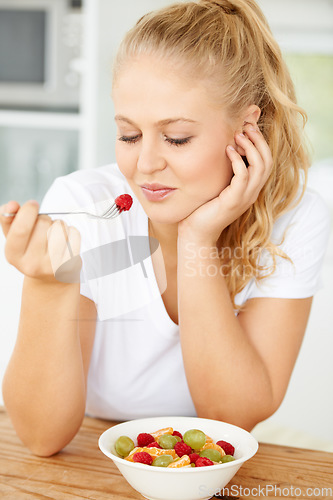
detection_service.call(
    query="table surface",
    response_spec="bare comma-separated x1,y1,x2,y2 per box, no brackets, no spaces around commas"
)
0,407,332,500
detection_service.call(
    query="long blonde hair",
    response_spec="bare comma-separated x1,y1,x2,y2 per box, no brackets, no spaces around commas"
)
113,0,310,309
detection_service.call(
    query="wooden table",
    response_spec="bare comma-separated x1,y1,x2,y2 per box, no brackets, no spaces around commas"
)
0,407,332,500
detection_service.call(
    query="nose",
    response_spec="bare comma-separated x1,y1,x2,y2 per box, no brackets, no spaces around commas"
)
137,137,166,174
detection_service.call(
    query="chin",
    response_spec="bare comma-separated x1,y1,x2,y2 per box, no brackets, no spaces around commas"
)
144,205,192,225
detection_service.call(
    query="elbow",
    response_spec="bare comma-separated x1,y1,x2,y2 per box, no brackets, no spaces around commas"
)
197,395,280,432
28,445,61,458
28,442,63,458
24,418,84,457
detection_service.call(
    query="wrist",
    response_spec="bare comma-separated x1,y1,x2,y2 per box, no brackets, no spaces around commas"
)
24,275,80,296
177,225,218,249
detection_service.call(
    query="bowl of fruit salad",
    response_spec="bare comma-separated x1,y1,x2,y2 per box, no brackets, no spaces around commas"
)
98,416,258,500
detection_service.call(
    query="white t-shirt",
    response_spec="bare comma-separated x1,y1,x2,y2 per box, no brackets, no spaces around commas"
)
40,164,331,420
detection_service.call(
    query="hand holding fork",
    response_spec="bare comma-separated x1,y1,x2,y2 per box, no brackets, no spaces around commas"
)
0,194,132,284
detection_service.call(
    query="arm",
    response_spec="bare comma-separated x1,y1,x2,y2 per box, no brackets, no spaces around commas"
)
177,124,312,429
177,236,312,429
1,201,97,456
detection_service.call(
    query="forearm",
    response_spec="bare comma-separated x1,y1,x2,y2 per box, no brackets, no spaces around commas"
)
177,237,274,429
2,277,85,456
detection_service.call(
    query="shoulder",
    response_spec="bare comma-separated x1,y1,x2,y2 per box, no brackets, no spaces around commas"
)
238,186,331,302
271,187,331,247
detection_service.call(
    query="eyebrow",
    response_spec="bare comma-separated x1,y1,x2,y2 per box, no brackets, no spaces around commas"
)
114,115,199,127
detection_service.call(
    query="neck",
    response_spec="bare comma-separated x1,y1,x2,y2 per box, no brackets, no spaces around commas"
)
148,219,178,253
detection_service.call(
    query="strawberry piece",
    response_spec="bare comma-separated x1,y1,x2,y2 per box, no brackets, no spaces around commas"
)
115,194,133,212
216,440,235,456
195,456,214,467
132,451,153,465
137,433,155,447
147,441,162,449
189,452,200,464
172,430,183,440
174,441,192,458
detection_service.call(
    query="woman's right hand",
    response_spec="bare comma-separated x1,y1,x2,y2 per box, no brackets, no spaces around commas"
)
0,200,81,284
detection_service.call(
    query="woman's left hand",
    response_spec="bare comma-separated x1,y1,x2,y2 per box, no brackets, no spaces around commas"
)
178,123,273,245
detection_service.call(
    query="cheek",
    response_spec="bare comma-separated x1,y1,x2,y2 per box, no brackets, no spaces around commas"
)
185,147,233,194
115,144,136,179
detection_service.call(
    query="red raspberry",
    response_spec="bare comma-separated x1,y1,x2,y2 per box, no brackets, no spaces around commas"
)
174,441,192,457
115,194,133,212
195,457,214,467
216,440,235,456
147,441,162,449
137,433,155,447
189,453,200,464
172,430,183,440
132,451,153,465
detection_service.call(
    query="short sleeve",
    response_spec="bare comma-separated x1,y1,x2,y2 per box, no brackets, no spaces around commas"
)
40,175,95,302
246,190,331,300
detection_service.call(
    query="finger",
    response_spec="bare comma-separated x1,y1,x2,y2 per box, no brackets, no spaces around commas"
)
4,201,40,258
47,222,81,283
243,124,273,176
225,145,250,199
235,132,265,173
234,132,268,194
47,222,81,271
47,220,70,273
0,201,20,237
56,226,81,284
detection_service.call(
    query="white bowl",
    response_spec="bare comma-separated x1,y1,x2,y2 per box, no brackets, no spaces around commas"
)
98,416,258,500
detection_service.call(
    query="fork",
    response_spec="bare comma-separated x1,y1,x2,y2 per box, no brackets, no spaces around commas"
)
1,194,133,220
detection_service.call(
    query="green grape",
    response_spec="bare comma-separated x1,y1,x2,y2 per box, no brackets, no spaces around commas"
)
115,435,135,457
183,429,206,450
199,449,222,462
158,434,178,449
174,435,182,443
220,454,236,463
152,455,174,467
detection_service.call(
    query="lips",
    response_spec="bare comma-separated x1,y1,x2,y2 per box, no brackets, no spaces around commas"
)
140,183,176,202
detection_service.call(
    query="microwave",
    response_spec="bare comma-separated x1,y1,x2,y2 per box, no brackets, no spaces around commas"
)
0,0,83,111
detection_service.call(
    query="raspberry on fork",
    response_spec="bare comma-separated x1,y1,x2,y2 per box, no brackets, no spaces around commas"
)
115,194,133,212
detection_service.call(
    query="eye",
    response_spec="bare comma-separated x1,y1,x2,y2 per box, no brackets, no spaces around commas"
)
118,134,141,144
164,136,192,147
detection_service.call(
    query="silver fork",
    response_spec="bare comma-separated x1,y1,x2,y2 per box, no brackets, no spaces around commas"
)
2,201,123,220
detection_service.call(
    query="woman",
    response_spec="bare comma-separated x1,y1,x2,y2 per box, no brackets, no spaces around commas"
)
0,0,330,456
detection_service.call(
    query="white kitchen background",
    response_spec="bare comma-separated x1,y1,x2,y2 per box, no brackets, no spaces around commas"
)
0,0,332,451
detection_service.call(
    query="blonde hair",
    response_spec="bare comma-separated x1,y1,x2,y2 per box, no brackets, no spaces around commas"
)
113,0,310,309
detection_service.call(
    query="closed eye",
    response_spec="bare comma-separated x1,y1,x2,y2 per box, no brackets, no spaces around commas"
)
117,135,193,147
164,136,192,147
118,135,140,144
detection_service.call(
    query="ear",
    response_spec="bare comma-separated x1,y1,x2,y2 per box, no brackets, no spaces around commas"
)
233,104,261,157
242,104,261,128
